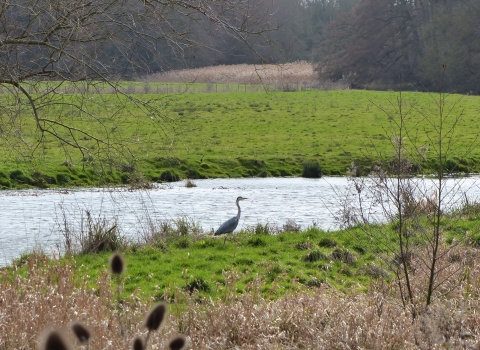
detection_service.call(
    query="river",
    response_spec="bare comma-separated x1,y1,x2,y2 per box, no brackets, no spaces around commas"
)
1,176,479,266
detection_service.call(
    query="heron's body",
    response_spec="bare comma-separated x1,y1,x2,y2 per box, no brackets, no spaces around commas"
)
215,196,248,236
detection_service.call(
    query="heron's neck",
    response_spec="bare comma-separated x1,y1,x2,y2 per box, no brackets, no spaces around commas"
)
236,200,241,220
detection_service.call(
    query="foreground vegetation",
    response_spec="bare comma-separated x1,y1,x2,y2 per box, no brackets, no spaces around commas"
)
55,204,480,303
69,227,386,300
2,208,480,349
1,88,480,189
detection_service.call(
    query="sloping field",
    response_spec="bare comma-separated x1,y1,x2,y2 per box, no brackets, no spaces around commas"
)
0,80,479,188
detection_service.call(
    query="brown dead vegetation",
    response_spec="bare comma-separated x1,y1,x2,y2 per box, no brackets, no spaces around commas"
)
2,247,480,349
147,61,320,85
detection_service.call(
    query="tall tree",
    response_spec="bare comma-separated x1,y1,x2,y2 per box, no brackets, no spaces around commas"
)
318,0,422,87
419,0,480,93
316,0,480,93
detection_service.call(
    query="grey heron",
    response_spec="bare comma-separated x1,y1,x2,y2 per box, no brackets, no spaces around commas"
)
215,196,248,240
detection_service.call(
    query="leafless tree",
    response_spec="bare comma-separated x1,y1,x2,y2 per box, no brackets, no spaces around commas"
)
317,0,480,92
332,70,480,317
0,0,276,171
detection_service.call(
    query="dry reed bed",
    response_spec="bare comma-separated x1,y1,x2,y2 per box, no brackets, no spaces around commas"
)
148,61,319,85
2,248,480,349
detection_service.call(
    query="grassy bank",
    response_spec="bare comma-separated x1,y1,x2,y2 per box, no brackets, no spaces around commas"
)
70,227,385,301
2,212,480,349
7,207,480,303
1,89,480,189
8,226,385,301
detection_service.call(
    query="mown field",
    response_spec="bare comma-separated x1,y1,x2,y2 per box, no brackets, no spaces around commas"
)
1,88,480,189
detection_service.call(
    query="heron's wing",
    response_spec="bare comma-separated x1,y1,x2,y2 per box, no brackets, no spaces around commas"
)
214,216,239,235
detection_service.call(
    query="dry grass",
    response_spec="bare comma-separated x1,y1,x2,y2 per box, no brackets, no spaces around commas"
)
0,254,179,349
147,61,319,85
184,179,197,188
3,246,480,349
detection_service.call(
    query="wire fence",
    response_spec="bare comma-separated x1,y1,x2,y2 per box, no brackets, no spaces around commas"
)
0,80,350,95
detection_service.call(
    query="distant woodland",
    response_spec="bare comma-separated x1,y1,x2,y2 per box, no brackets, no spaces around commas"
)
1,0,479,93
183,0,480,93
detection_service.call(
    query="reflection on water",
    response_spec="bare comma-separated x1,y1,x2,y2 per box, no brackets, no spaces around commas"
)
0,176,479,266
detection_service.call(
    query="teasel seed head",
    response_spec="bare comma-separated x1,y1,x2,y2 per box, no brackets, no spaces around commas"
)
169,335,186,350
109,253,125,275
40,330,71,350
70,322,91,343
133,336,144,350
144,302,167,331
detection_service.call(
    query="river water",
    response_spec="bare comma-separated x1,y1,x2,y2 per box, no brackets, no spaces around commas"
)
1,176,480,266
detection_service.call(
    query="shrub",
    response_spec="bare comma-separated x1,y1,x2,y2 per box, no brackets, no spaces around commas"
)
330,248,357,265
302,249,329,262
295,241,312,250
266,263,285,281
357,263,390,279
56,174,70,185
302,161,322,178
243,223,276,235
160,170,180,182
305,277,325,287
253,223,273,235
31,171,55,188
247,236,267,247
283,219,301,232
175,236,190,249
0,171,9,186
10,169,31,184
319,238,338,248
174,217,202,236
185,277,211,293
79,212,124,254
185,179,197,187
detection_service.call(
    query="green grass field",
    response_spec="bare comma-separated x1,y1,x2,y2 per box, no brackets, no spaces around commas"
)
1,88,479,188
69,227,381,301
3,83,480,348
